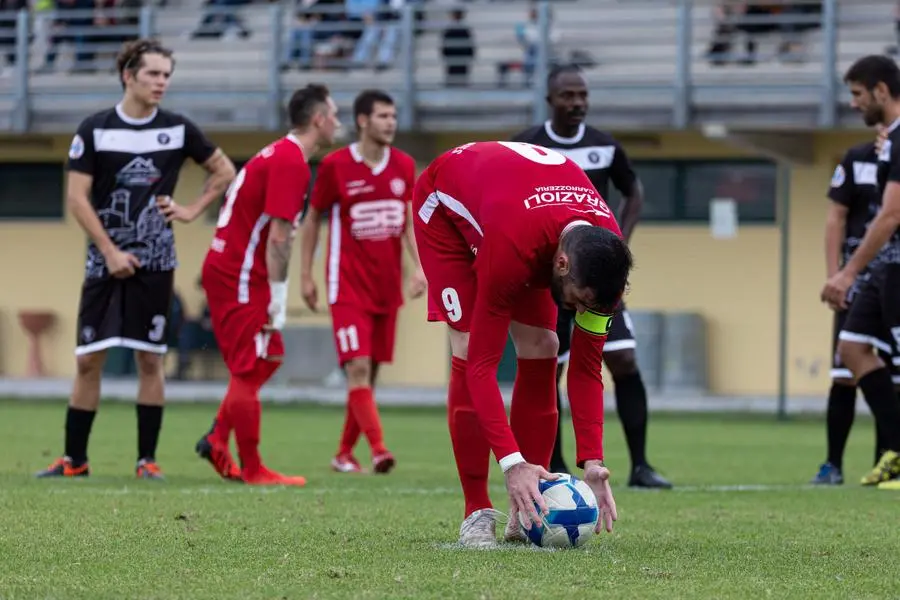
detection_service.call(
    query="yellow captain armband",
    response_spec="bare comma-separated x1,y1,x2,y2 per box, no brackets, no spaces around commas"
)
574,310,614,337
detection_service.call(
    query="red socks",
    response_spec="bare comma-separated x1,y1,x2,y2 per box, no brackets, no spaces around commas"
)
229,359,279,477
448,356,492,517
509,357,559,470
348,386,386,455
337,402,362,456
210,400,232,446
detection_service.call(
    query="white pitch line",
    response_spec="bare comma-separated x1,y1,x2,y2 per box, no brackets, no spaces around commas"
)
432,542,562,553
0,483,852,497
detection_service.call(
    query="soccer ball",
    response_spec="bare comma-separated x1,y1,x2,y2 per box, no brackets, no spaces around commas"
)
518,473,599,549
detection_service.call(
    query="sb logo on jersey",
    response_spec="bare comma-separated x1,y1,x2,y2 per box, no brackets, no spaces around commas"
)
349,200,406,240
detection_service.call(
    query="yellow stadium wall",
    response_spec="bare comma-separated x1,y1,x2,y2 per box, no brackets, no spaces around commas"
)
0,129,875,396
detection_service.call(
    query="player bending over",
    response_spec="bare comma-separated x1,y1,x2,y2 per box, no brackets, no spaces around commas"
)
414,141,626,548
300,89,425,475
196,84,341,486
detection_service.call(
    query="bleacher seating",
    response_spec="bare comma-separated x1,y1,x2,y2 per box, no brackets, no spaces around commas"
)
0,0,896,125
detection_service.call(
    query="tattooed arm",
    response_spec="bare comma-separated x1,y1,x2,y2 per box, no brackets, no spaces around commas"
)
266,217,294,330
267,217,294,283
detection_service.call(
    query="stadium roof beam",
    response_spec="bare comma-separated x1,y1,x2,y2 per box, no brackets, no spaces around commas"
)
700,124,815,166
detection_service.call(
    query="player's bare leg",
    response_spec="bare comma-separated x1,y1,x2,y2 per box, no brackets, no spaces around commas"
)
503,322,559,543
343,356,394,474
839,340,900,485
133,351,167,480
447,329,497,548
605,349,672,489
36,351,106,478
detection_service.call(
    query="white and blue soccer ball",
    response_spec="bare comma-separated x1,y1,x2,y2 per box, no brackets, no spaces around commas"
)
518,473,599,549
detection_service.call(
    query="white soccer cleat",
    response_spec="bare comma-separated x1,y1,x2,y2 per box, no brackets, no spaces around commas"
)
458,508,500,548
330,453,363,474
503,513,528,544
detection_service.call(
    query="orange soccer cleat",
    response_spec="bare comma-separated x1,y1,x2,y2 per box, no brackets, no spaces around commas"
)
242,466,307,487
35,457,90,478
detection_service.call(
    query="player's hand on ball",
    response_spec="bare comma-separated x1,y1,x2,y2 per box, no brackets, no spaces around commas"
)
104,247,140,278
408,267,427,299
583,460,617,534
504,462,558,530
156,195,200,224
301,276,318,312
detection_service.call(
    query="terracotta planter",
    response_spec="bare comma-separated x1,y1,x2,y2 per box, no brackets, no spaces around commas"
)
18,310,57,378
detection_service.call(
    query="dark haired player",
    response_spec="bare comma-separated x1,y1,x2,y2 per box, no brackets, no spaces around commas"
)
37,38,236,480
822,54,900,487
197,84,341,486
415,140,625,548
512,64,671,489
811,137,892,485
300,89,424,475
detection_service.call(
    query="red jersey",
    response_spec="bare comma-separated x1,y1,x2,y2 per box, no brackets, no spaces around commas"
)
204,134,310,304
417,140,623,467
310,143,416,313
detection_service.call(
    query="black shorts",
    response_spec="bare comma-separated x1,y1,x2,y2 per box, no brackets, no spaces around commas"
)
557,302,636,364
838,264,900,372
75,269,175,356
830,310,896,380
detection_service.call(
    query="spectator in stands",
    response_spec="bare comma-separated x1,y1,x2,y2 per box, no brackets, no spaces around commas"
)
282,0,320,70
886,0,900,57
706,2,821,66
497,2,560,88
778,1,821,61
441,7,474,87
40,0,97,73
305,0,352,70
91,0,141,69
348,0,400,70
0,0,27,72
190,0,250,40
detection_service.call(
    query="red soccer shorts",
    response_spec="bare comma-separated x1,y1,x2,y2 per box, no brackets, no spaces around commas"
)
413,178,557,333
329,304,398,366
202,268,284,377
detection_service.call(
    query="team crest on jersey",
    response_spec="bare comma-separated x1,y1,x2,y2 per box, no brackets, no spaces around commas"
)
830,164,845,188
69,134,84,160
390,178,406,197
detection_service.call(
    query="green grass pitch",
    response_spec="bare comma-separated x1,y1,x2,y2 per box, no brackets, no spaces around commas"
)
0,398,896,599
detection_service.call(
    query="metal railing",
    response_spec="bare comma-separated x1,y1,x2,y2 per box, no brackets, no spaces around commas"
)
0,0,891,132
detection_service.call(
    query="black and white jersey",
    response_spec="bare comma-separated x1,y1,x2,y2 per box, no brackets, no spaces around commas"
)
511,120,638,200
875,118,900,265
828,141,882,297
66,103,217,279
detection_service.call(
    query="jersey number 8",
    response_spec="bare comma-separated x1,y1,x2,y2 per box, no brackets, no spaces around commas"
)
217,167,247,229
